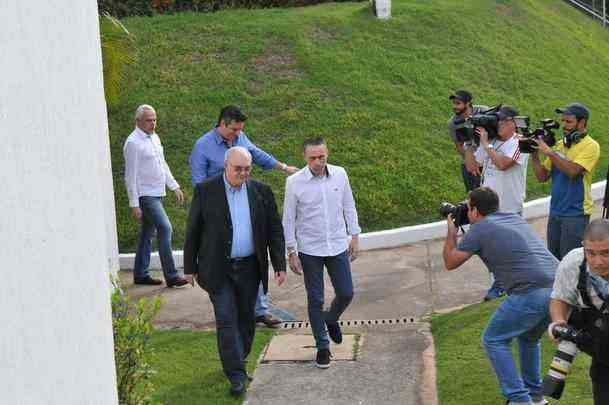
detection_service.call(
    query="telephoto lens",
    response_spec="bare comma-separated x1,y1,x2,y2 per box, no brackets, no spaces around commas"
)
542,325,580,399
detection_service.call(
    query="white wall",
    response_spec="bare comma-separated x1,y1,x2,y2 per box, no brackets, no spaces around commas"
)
0,1,118,404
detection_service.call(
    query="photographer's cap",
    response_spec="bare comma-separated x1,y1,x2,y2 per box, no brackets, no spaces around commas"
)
555,102,590,120
449,90,473,103
497,105,519,120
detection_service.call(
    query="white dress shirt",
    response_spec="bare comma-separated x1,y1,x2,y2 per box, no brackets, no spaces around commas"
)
283,164,361,257
123,127,179,208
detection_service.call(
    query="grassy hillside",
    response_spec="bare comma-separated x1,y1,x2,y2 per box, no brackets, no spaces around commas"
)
109,0,609,252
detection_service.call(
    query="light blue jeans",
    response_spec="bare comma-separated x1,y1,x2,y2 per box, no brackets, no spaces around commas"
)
255,283,269,317
133,196,179,282
482,288,552,404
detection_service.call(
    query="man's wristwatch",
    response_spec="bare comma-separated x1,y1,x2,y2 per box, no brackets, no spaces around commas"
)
287,246,297,256
281,163,288,171
485,144,494,151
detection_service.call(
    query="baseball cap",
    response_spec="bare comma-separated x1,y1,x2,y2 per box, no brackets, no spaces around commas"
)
449,90,473,103
555,102,590,120
497,105,519,121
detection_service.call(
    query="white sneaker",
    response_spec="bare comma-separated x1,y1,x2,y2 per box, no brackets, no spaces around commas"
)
533,399,548,405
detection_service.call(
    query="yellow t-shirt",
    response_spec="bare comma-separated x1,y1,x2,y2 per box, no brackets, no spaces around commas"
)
543,135,600,216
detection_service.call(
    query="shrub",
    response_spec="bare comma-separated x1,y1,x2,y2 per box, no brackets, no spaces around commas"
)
98,0,365,18
111,277,161,405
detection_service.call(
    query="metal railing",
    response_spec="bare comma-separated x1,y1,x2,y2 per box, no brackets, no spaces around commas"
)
566,0,608,26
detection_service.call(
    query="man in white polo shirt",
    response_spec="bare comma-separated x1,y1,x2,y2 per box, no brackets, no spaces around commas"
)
283,137,361,369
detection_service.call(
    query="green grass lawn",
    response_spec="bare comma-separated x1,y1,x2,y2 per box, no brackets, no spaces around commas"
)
148,328,274,404
109,0,609,252
432,299,594,404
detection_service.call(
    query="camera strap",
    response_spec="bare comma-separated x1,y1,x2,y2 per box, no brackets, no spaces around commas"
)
577,258,609,314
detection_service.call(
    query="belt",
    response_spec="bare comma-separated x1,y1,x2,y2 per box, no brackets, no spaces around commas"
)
229,255,256,263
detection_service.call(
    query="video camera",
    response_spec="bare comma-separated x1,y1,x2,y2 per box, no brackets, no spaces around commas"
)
514,116,559,153
453,105,502,145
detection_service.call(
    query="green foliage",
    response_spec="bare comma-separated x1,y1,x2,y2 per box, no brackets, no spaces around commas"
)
108,0,609,252
432,299,594,404
100,13,137,108
112,277,161,404
98,0,361,17
148,329,274,404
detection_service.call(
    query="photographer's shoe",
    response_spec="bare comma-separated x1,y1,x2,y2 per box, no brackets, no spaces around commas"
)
325,320,343,344
532,399,548,405
483,285,505,302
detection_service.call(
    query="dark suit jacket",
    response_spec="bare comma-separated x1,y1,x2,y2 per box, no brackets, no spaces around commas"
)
183,175,286,294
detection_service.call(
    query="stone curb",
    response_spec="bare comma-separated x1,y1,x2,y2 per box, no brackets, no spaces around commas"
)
119,181,607,270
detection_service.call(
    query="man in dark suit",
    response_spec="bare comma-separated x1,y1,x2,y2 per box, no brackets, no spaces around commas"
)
183,146,287,397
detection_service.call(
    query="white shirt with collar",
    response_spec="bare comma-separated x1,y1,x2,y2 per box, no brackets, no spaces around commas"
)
123,127,179,208
283,163,361,257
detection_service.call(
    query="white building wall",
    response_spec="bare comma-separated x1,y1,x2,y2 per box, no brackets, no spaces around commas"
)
0,1,118,404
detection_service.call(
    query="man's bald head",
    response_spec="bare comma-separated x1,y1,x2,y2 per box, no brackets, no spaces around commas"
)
224,146,252,187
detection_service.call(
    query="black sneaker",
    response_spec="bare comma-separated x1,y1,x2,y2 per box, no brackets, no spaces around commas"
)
133,276,163,286
229,380,246,397
167,277,189,288
315,348,331,369
326,320,343,344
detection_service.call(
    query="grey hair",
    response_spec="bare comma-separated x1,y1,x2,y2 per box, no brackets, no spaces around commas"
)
135,104,155,121
224,146,252,162
584,219,609,242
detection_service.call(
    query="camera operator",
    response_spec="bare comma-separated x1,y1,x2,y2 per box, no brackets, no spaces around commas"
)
447,90,488,192
548,219,609,404
472,106,529,301
443,187,558,405
531,102,600,260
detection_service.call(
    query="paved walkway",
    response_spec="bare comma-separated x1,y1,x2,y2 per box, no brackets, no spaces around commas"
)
122,206,603,404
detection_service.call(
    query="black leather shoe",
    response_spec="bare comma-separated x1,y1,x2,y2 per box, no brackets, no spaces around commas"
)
133,276,163,286
326,320,343,344
316,348,331,369
167,277,189,288
229,380,246,397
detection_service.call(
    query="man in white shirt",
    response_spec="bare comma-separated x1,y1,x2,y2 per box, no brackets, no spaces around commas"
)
123,104,188,287
283,137,361,369
474,105,529,301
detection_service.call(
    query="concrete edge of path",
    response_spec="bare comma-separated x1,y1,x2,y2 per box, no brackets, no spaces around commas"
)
118,181,607,270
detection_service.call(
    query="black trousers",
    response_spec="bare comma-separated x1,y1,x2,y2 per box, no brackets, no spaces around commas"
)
209,257,260,384
590,358,609,405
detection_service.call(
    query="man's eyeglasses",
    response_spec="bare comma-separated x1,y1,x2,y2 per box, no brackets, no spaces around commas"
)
229,163,252,173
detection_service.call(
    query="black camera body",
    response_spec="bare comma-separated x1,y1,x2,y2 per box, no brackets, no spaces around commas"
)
515,116,559,153
453,105,501,144
439,202,469,227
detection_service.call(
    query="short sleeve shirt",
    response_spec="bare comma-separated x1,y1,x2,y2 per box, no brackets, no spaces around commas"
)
457,212,557,294
475,134,529,213
551,247,607,311
542,135,600,216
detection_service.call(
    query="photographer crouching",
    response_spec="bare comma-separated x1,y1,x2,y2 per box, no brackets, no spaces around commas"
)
443,187,558,405
546,219,609,403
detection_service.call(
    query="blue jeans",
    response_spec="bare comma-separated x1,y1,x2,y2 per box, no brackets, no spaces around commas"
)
299,251,354,350
255,283,269,317
209,258,260,384
547,215,590,260
482,288,552,404
461,162,481,193
133,196,179,282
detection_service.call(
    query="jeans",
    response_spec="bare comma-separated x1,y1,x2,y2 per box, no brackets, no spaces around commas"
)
133,196,179,282
299,250,354,350
255,283,269,317
482,288,552,404
461,162,481,193
209,257,260,384
547,215,590,260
